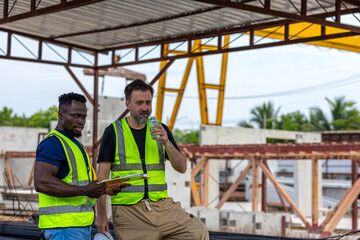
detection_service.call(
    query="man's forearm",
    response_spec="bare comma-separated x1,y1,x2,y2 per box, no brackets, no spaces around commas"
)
96,194,107,216
164,140,187,173
36,177,89,197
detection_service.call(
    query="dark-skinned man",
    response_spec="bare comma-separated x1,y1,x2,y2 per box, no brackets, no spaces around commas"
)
95,80,209,240
34,92,130,240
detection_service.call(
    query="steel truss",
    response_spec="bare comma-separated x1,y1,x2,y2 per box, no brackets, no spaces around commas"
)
180,142,360,237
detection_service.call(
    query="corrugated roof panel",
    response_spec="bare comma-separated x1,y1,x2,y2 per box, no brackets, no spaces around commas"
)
56,7,277,49
0,0,358,50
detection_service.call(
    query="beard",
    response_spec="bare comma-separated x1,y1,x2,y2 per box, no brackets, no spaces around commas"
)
65,129,82,138
135,110,149,124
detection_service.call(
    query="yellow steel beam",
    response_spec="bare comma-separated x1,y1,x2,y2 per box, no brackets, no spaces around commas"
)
163,88,181,93
204,83,222,90
194,39,209,125
165,50,187,55
252,22,360,53
167,57,194,130
157,36,230,128
216,35,229,125
155,44,169,121
200,44,218,51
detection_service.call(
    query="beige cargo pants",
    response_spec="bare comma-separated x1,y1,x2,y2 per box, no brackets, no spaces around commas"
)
112,197,209,240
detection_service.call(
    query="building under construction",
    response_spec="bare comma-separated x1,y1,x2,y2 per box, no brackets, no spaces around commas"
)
1,0,360,239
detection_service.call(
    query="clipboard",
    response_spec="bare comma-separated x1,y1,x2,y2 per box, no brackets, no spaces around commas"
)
101,173,149,185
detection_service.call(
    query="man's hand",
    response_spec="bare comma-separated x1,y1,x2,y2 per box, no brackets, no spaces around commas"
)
105,182,131,196
95,207,109,235
84,181,105,198
151,124,168,145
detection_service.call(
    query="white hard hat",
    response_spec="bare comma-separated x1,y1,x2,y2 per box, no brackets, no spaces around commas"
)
94,231,114,240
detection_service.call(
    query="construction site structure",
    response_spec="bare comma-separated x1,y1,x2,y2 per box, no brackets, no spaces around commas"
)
1,1,360,238
2,124,360,237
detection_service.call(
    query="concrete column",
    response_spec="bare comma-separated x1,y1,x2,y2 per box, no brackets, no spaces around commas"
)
208,159,219,208
294,160,322,218
294,160,312,217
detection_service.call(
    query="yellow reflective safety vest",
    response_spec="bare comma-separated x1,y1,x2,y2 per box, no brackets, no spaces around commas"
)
111,118,167,205
38,130,94,229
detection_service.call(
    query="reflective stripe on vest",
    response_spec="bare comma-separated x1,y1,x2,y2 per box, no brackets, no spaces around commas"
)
110,119,168,204
39,204,93,215
38,130,94,229
111,120,165,171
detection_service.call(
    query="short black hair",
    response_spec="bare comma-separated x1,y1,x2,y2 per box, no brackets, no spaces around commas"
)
124,79,154,101
58,92,86,111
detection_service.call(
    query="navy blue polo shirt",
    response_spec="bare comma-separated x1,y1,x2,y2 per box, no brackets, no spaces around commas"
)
35,130,89,179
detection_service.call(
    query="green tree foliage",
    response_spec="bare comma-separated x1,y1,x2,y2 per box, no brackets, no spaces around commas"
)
0,106,58,129
172,128,199,144
309,106,331,131
278,111,309,131
238,96,360,132
249,101,280,129
309,96,360,131
237,120,254,128
0,107,14,126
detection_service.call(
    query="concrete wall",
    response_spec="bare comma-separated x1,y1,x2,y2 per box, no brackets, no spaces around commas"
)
200,125,321,145
0,126,48,191
166,161,191,209
186,207,291,236
80,95,126,146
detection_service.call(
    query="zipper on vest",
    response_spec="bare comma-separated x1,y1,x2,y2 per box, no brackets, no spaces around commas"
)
141,157,149,199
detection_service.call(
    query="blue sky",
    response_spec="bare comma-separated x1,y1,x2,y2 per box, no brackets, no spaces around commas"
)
1,35,360,130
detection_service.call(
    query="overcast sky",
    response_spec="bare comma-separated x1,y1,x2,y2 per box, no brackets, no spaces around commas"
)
1,28,360,130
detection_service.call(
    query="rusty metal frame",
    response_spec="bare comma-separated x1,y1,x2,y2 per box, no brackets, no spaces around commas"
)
181,142,360,235
191,0,360,33
1,0,105,24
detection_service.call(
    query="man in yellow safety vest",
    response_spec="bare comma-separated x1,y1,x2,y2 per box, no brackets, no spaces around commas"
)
95,80,209,239
35,92,129,240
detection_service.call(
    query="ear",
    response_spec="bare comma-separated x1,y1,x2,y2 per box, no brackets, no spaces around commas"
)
125,100,130,110
58,110,63,119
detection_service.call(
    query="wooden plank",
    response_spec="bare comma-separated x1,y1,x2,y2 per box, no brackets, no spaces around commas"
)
191,156,207,179
312,158,319,227
252,159,259,212
259,162,312,230
190,180,201,207
4,152,36,158
4,156,14,187
273,183,290,213
83,67,146,80
27,158,36,186
321,175,360,237
203,159,209,207
216,161,252,209
351,159,358,231
262,160,268,212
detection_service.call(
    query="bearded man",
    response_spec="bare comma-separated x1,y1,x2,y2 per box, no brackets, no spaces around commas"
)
95,80,209,240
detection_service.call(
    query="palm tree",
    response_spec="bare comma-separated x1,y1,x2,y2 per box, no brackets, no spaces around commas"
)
309,96,360,130
249,101,280,129
309,106,331,131
237,120,253,128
